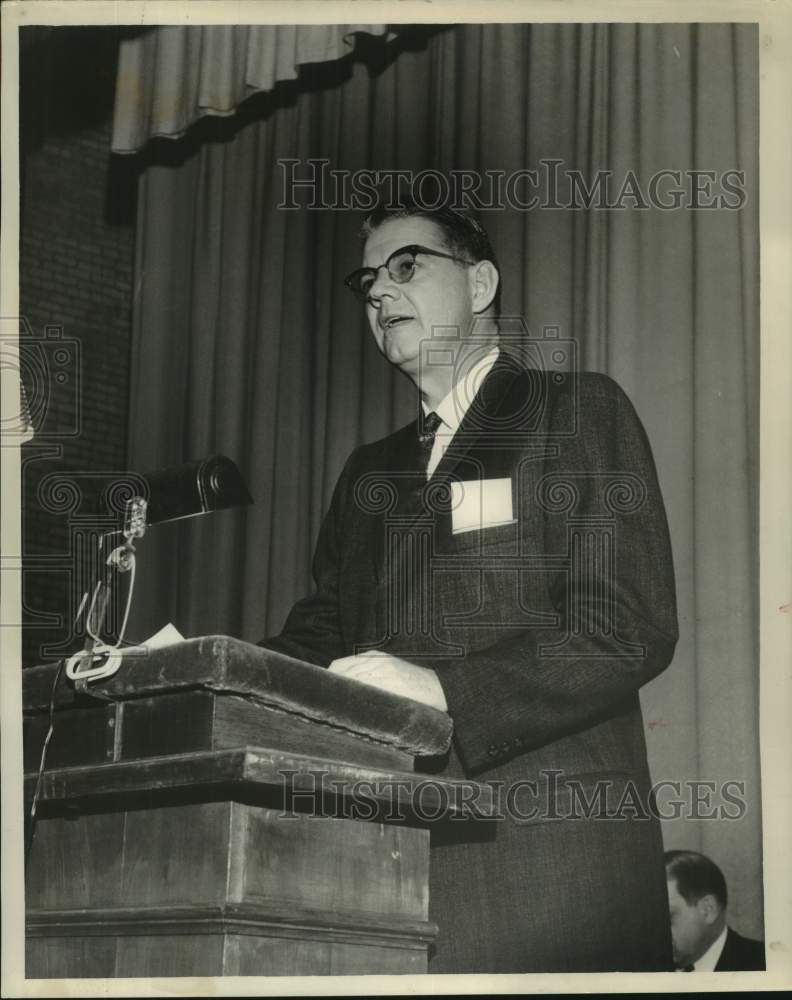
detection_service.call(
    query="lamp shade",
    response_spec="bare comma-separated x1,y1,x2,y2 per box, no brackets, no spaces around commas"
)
142,455,253,526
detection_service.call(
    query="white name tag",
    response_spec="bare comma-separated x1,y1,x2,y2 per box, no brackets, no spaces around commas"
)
449,478,515,534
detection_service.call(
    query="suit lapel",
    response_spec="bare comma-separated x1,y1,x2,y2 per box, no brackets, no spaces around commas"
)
431,351,530,484
400,352,547,541
371,354,551,579
368,419,424,583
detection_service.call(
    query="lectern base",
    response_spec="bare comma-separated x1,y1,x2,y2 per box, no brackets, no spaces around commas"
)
23,642,491,978
27,908,429,977
26,796,433,977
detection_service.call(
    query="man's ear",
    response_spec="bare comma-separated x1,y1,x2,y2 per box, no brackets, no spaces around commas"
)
470,260,499,315
696,894,722,925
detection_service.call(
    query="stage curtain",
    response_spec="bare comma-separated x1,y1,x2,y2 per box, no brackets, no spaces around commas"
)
112,23,396,152
125,23,761,938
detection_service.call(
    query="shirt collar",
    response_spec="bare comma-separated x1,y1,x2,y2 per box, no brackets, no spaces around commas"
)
421,347,500,434
693,924,728,972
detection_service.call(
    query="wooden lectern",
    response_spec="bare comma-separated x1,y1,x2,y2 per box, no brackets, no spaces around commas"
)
23,637,492,978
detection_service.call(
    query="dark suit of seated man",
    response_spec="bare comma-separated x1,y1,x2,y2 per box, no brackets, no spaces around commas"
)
665,849,766,972
261,200,679,972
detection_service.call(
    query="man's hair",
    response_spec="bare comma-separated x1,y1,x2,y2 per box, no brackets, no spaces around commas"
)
360,199,502,316
665,850,728,910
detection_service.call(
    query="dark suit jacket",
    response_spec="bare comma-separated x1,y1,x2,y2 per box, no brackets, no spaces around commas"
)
715,927,766,971
263,354,679,972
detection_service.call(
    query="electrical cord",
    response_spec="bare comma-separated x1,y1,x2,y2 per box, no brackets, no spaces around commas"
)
24,657,66,869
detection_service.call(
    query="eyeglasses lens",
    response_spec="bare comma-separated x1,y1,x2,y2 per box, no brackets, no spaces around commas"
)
358,273,376,297
353,248,418,299
389,250,417,283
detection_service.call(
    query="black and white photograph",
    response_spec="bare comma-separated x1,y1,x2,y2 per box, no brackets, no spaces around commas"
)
1,0,790,994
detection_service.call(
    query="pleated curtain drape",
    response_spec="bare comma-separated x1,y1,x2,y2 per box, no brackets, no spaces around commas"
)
111,23,396,151
125,23,761,936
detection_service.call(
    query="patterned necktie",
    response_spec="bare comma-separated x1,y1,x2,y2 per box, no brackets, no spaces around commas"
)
417,411,443,475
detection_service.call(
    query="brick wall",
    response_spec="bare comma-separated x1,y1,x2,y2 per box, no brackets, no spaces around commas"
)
20,27,137,665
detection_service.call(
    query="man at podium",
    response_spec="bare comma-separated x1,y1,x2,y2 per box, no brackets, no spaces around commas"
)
260,201,678,973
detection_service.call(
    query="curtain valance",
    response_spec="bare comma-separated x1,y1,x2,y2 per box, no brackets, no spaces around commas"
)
112,23,394,152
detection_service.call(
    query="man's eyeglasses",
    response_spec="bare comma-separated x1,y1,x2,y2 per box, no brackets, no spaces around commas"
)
344,244,476,302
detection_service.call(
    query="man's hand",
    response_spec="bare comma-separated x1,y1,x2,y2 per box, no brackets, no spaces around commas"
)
328,650,448,712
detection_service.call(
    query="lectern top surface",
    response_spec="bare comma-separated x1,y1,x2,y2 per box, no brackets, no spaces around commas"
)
23,635,454,757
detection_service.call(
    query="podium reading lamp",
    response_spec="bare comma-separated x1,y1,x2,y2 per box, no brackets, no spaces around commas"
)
65,455,252,686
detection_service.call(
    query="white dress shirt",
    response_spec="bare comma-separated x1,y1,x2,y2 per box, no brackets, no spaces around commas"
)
421,347,500,478
693,924,728,972
676,924,728,973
